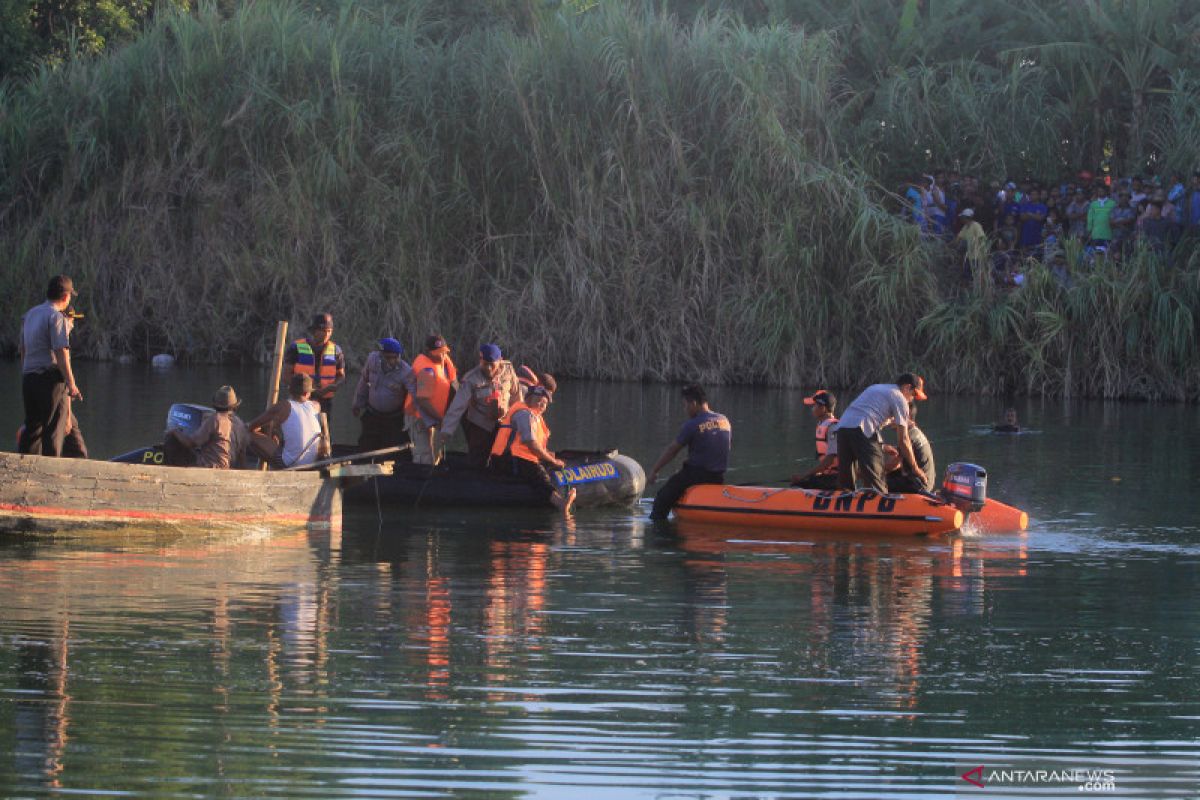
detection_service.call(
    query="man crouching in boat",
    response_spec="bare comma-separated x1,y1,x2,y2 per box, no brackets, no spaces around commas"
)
164,385,250,469
648,384,732,521
886,403,936,495
489,385,576,515
248,374,331,469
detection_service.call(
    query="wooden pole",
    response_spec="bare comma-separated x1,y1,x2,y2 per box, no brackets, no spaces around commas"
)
259,321,289,471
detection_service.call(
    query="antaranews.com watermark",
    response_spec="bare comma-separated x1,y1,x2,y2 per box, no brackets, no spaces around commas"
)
955,761,1198,797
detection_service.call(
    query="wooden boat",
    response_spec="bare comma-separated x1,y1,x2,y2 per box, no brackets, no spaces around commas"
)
342,448,645,509
674,484,965,537
0,451,375,534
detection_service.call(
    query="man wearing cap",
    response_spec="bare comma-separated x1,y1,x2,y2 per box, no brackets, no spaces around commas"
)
165,386,250,469
440,343,522,467
835,374,928,495
352,337,413,452
648,384,732,521
790,390,839,491
404,334,458,465
489,384,576,514
284,312,345,419
248,373,329,469
18,275,84,457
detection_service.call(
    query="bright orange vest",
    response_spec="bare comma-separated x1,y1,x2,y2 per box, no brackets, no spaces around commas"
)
490,403,549,463
405,353,457,418
815,416,839,458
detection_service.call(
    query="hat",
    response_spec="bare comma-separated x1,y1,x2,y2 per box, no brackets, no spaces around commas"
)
378,337,403,354
310,312,333,331
46,275,77,302
479,343,502,362
896,372,928,401
1004,181,1016,190
803,390,836,409
526,385,551,403
959,208,974,218
290,373,313,395
424,335,449,353
212,385,241,411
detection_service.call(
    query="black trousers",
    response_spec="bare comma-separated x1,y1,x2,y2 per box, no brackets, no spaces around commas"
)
358,408,409,452
651,463,724,520
836,426,886,494
462,418,497,468
19,370,70,457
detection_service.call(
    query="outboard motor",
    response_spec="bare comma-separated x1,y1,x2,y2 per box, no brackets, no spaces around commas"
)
167,403,211,437
110,403,213,464
940,462,987,513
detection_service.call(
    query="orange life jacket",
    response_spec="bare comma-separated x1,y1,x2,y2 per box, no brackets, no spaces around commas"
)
490,403,549,464
815,416,838,458
291,338,339,387
405,353,457,419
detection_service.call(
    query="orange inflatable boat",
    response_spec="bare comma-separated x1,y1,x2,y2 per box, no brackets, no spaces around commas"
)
674,485,964,537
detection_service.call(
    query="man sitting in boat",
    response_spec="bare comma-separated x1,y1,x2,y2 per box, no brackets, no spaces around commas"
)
836,374,927,494
648,383,732,521
351,337,412,451
790,389,839,490
441,343,523,467
886,403,936,494
489,385,576,515
164,385,250,469
248,374,330,469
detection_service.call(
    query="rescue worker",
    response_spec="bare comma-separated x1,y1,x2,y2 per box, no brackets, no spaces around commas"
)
836,374,928,495
283,313,345,419
887,403,936,494
404,334,458,465
648,384,732,521
440,343,522,467
351,337,413,451
790,389,839,490
18,275,84,457
489,385,576,514
248,373,330,469
165,385,250,469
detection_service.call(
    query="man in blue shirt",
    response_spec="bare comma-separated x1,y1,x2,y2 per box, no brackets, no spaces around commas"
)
1018,188,1048,253
648,384,732,520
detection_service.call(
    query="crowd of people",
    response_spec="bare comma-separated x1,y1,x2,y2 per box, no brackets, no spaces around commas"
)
17,278,577,513
902,170,1200,285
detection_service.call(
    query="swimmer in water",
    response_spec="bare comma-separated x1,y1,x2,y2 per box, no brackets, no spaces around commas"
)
993,407,1020,433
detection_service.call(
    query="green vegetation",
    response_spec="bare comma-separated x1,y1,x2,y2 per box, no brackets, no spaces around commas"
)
1,0,1199,398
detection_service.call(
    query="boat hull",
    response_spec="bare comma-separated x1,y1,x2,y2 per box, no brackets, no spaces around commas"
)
674,484,963,536
0,452,340,534
344,450,645,509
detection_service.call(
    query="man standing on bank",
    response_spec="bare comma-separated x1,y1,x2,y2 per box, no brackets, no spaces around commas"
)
835,373,927,495
441,343,523,467
648,384,732,521
18,275,84,457
284,313,345,419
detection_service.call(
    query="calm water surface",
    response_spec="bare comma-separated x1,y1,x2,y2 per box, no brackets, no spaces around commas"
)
0,363,1197,798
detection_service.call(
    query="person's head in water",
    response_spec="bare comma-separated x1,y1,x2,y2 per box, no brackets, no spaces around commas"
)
681,384,709,417
1003,407,1018,427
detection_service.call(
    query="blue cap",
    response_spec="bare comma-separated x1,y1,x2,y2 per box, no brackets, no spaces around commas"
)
378,337,403,354
480,343,502,362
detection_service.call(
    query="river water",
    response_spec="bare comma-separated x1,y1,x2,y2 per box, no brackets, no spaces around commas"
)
0,362,1197,797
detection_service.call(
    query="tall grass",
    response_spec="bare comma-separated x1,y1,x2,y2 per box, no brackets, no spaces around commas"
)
0,2,1197,399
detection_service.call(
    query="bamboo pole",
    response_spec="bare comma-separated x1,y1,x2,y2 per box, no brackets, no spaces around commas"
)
259,321,289,471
